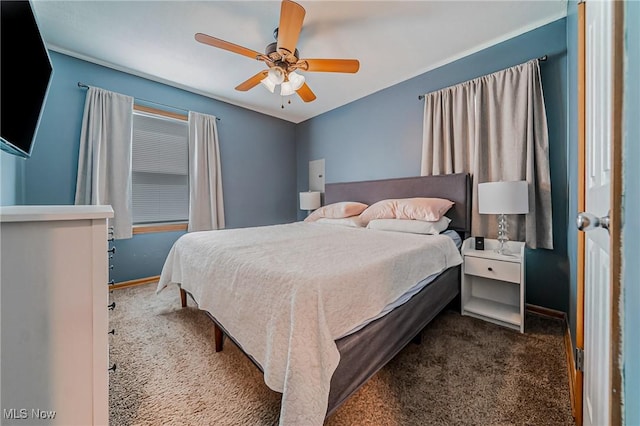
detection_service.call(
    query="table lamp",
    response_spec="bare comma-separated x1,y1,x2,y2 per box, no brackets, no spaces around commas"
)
299,191,321,216
478,181,529,255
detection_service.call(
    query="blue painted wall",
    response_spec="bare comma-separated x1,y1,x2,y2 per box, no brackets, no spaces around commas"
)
20,52,297,282
623,1,639,423
296,19,570,312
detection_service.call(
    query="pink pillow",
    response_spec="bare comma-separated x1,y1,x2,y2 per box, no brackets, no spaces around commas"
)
358,200,396,224
359,197,454,225
304,201,368,222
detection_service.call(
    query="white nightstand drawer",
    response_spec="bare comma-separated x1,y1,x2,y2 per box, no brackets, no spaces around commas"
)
464,256,520,283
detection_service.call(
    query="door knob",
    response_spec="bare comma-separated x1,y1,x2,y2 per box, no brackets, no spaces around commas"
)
577,211,610,233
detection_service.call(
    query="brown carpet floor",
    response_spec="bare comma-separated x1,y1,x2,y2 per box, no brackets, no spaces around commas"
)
109,283,575,425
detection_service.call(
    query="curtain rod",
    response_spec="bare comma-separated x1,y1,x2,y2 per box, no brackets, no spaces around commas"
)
417,55,548,101
77,82,221,121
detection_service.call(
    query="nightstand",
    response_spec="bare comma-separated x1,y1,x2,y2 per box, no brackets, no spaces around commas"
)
461,237,525,333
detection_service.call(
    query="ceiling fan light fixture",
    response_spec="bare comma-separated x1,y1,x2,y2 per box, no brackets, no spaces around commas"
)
267,66,285,85
288,71,305,90
260,76,276,93
195,0,359,104
280,81,296,96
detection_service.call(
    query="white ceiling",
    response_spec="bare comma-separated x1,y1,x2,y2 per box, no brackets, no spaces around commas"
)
33,1,567,124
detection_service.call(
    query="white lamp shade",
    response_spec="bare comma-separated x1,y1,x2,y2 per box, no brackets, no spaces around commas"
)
280,81,295,96
288,71,305,90
260,76,276,93
267,67,285,85
299,191,321,210
478,181,529,214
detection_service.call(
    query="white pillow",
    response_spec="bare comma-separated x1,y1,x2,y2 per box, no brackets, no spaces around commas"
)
315,217,364,228
366,217,451,235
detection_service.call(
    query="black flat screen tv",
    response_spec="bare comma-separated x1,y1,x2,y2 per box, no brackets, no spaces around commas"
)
1,0,53,158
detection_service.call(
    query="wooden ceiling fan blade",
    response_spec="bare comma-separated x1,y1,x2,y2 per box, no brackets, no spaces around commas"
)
235,71,269,91
195,33,261,60
296,83,316,102
277,0,305,56
300,59,360,73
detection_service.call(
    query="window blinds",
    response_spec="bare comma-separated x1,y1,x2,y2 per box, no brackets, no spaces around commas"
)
132,112,188,224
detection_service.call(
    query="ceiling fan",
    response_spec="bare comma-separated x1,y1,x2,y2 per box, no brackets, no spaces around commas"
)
195,0,360,103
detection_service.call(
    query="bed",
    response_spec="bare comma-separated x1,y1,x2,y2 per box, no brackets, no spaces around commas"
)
157,173,471,425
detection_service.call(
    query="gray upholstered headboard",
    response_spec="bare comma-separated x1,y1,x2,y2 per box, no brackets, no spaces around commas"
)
324,173,471,237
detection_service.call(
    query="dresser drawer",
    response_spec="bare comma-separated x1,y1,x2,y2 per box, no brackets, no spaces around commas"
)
464,256,520,283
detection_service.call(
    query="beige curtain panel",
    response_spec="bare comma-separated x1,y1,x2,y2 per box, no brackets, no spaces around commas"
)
75,87,134,239
421,81,476,176
187,111,225,232
421,59,553,249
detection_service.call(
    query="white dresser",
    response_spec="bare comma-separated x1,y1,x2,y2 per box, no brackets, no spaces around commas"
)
0,205,113,426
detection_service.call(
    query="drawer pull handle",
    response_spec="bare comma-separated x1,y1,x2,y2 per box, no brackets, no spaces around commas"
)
487,267,493,272
108,302,116,310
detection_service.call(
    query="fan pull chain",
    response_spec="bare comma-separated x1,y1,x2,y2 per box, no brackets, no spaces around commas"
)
280,97,292,109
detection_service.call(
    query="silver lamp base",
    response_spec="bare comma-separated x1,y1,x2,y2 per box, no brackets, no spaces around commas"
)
496,213,510,255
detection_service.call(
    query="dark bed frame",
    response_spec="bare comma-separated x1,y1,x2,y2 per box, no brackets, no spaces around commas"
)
178,173,471,419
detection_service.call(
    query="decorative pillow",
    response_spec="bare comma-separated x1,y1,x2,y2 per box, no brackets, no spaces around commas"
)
315,217,364,228
359,197,454,226
304,201,368,222
366,217,451,235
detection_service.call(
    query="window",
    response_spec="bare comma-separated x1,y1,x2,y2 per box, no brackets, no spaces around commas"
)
131,110,188,224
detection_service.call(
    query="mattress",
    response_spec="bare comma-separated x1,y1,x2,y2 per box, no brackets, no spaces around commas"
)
157,221,463,425
336,229,462,339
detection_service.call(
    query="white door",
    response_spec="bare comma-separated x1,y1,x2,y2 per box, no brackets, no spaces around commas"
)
581,1,612,425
